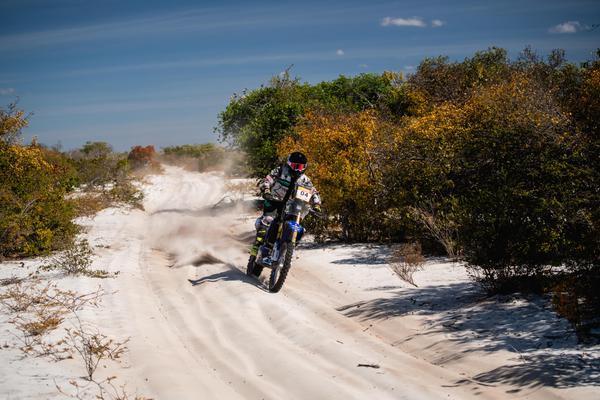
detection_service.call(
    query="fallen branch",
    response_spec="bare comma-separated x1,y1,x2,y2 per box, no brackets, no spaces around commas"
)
357,363,380,369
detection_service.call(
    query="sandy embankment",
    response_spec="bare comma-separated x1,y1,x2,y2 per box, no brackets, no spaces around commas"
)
1,165,598,399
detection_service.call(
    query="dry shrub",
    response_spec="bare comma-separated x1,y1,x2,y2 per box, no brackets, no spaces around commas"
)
15,312,64,337
552,278,580,324
0,279,54,313
0,275,24,286
0,278,134,384
0,278,106,360
39,239,115,278
57,377,152,400
551,272,600,341
409,205,459,259
25,337,72,361
0,263,143,397
0,279,105,319
0,278,125,380
66,321,129,381
389,242,425,287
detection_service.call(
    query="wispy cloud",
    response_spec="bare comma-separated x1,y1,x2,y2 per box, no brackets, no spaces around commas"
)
0,4,377,52
62,51,351,77
549,21,585,34
0,88,15,95
336,49,345,56
381,17,445,28
11,35,600,84
381,17,426,28
0,9,269,51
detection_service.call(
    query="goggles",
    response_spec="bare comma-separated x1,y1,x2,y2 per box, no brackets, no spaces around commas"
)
287,161,306,172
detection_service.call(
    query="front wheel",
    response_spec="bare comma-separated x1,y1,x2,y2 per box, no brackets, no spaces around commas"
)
268,243,293,293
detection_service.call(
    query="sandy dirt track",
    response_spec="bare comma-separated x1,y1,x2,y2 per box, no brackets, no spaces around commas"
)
1,165,598,399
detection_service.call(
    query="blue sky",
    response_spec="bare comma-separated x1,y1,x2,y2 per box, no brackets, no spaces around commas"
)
1,0,599,151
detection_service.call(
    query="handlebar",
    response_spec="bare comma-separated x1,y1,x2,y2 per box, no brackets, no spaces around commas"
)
309,208,324,218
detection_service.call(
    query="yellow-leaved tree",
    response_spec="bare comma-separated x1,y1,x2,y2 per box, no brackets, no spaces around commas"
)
278,110,387,240
1,104,77,257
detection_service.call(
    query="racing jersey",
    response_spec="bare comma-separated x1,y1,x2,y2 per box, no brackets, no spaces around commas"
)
259,164,321,206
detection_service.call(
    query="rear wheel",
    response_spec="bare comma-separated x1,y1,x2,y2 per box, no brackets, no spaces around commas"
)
246,255,263,278
269,243,293,293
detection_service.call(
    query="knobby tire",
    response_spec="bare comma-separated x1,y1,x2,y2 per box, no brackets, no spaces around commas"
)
246,255,263,277
269,244,293,293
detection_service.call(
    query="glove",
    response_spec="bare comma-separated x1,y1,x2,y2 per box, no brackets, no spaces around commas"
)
311,205,323,217
262,189,274,201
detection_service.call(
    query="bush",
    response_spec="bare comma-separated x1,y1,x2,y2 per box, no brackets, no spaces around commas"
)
128,145,157,169
64,142,145,214
68,141,129,187
0,141,78,257
0,102,29,144
449,75,594,291
161,143,239,172
1,103,78,257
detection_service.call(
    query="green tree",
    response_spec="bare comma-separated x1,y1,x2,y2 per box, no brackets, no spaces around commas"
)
216,72,310,176
215,71,404,176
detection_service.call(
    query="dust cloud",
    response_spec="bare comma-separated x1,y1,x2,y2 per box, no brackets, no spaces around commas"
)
142,166,258,271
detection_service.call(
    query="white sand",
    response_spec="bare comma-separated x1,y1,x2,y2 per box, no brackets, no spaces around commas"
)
1,165,598,399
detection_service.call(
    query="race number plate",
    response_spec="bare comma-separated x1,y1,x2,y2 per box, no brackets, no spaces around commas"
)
295,186,312,202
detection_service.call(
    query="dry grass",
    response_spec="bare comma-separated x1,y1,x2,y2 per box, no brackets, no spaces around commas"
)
389,242,425,287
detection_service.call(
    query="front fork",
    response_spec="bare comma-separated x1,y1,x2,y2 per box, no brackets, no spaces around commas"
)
270,214,301,268
290,213,301,243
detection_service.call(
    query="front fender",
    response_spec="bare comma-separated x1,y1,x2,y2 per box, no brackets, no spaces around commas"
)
282,220,304,243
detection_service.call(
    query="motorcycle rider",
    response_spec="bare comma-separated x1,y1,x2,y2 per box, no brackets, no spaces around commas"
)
250,151,321,267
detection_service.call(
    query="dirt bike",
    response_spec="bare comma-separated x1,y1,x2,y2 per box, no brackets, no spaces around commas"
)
246,183,317,293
